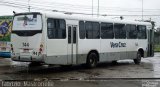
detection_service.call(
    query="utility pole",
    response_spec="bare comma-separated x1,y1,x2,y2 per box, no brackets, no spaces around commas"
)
92,0,93,17
28,0,31,12
97,0,99,17
142,0,143,21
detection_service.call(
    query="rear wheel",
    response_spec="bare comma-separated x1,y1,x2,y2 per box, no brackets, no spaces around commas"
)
86,52,98,68
29,62,42,67
134,51,141,64
111,60,118,65
60,65,72,68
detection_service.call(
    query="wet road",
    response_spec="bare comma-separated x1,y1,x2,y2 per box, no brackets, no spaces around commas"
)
0,53,160,81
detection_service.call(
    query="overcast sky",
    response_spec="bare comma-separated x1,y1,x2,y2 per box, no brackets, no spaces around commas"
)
0,0,160,27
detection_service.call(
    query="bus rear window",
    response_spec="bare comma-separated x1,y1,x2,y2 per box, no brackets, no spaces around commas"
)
13,14,42,31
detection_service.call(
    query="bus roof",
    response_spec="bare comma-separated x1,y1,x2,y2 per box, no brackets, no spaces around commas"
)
14,12,152,26
44,12,151,25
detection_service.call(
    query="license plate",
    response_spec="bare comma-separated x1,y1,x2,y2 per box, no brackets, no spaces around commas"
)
23,49,29,53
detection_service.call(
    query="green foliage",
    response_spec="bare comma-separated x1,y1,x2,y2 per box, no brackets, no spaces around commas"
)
0,35,10,41
0,16,12,20
154,45,160,52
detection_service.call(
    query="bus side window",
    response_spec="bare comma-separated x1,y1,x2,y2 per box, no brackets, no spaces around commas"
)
47,18,66,39
114,23,126,39
47,19,54,39
101,22,114,39
85,21,92,39
85,21,100,39
92,22,100,39
79,21,85,39
68,26,71,43
137,25,147,39
73,27,77,43
126,24,137,39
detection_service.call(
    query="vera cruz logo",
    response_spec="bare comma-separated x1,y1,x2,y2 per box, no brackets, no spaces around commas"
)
110,42,126,48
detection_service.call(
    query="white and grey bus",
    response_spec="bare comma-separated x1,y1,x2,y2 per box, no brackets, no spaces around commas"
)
11,12,154,68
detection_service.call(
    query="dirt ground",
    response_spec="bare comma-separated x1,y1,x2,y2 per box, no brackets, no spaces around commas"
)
0,53,160,87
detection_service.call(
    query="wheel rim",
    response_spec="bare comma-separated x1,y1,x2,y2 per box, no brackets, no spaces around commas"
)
90,57,95,65
137,53,141,61
89,54,96,67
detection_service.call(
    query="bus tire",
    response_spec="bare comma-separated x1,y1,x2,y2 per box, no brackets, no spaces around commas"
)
60,65,72,68
111,60,118,65
134,51,141,64
86,52,98,68
29,62,42,67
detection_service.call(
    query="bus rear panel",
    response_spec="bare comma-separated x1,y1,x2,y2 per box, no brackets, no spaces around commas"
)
11,12,45,62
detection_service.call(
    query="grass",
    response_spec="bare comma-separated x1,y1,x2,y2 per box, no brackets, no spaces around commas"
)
154,45,160,52
0,34,10,41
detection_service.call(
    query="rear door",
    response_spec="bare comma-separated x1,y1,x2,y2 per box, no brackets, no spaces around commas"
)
67,25,77,64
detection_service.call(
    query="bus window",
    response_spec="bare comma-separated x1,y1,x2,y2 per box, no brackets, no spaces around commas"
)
92,22,100,39
101,22,114,39
12,14,42,36
79,21,85,39
73,27,77,43
85,21,92,39
126,24,137,39
114,23,126,39
47,18,66,39
13,14,42,31
137,25,147,39
68,26,71,43
85,21,100,39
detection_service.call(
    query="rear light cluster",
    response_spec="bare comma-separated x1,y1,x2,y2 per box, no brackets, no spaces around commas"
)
33,44,43,56
10,44,14,53
39,44,43,54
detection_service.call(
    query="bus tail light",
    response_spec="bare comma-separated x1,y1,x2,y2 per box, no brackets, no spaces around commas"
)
10,44,14,53
39,44,43,55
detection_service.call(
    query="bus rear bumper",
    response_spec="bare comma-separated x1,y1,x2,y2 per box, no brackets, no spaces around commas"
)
0,52,11,58
11,54,45,62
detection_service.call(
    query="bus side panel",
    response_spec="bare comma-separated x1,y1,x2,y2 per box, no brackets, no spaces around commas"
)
45,39,68,65
100,39,127,62
138,39,148,58
44,18,68,65
126,39,138,59
77,39,100,64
